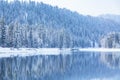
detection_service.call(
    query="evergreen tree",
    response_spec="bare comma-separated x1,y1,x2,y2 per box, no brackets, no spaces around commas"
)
0,17,6,47
8,23,14,47
13,22,21,48
28,27,33,47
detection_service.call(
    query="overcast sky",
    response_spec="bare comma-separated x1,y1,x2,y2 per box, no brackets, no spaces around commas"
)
10,0,120,16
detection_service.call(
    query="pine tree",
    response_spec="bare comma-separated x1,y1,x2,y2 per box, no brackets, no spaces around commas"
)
0,17,6,47
8,23,14,47
28,27,33,47
59,29,64,49
0,1,6,47
13,22,21,48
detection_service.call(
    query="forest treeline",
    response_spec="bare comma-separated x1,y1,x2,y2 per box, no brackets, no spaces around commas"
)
0,0,120,48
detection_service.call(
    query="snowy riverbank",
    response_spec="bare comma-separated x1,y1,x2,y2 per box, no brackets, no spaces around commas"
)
0,48,71,58
0,48,120,58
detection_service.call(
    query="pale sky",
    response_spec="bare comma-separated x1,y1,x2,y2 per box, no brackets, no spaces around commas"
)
10,0,120,16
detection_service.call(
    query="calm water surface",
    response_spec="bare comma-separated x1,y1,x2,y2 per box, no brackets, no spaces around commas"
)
0,50,120,80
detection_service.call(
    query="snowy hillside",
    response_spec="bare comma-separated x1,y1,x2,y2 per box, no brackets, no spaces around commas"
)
100,14,120,24
0,0,120,48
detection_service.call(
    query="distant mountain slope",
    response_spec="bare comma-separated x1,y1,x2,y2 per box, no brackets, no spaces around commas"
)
0,0,120,48
99,14,120,24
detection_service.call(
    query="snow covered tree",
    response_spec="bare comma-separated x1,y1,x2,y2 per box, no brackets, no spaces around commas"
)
0,1,6,47
13,22,22,48
0,17,6,47
28,27,33,47
58,29,65,49
7,23,14,47
100,32,120,48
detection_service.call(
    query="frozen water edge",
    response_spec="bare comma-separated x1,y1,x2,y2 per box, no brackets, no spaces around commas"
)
0,48,120,58
79,48,120,52
0,48,71,58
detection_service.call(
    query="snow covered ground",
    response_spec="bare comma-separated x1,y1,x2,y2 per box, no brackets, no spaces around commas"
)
0,48,71,58
79,48,120,52
0,48,120,58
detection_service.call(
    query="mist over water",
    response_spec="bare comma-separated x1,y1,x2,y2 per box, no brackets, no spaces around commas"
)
0,51,120,80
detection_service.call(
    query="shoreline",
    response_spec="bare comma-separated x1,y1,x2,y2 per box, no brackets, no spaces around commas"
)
0,48,120,58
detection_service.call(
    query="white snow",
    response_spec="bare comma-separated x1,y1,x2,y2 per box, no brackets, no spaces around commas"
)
0,48,120,58
0,48,71,58
79,48,120,52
